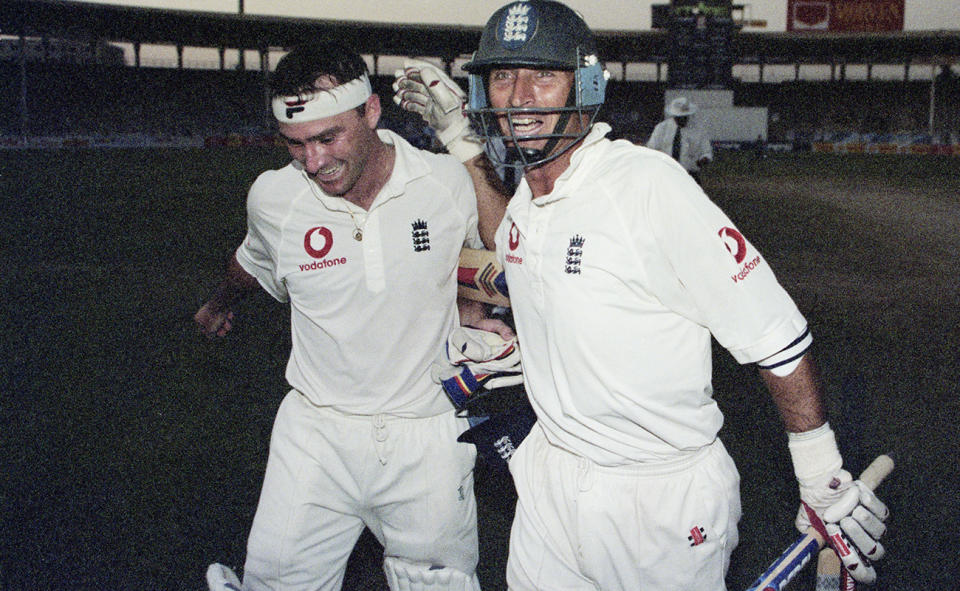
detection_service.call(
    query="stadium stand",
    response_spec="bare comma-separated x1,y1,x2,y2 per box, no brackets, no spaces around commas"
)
3,60,956,148
1,0,958,152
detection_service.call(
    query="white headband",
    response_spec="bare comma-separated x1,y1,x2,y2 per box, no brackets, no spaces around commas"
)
271,74,372,123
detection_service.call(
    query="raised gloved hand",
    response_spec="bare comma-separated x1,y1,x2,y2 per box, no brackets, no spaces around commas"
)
789,423,889,584
431,326,523,409
393,58,483,162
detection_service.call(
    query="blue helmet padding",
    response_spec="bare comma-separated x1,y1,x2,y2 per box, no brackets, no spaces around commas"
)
578,62,607,106
468,70,487,110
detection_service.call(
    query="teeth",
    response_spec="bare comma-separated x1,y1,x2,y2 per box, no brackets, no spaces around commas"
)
318,163,343,176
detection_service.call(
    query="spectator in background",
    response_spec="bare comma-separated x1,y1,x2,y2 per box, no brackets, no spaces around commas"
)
647,96,713,184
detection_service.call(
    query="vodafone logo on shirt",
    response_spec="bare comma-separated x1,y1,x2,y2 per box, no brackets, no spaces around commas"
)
718,226,747,263
505,223,523,265
719,226,763,283
304,226,334,258
300,226,347,272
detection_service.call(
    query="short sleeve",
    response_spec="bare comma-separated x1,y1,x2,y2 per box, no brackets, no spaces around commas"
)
642,163,807,364
234,174,289,303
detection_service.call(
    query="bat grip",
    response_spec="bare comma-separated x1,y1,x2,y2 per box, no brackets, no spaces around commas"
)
857,454,894,491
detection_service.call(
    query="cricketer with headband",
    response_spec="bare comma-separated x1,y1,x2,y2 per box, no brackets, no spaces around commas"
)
197,40,517,591
394,1,891,589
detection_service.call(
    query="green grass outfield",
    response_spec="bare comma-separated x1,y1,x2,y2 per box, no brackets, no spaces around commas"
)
1,148,957,590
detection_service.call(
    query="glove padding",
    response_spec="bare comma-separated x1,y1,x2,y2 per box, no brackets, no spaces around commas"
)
821,480,889,584
790,424,889,585
392,58,483,162
431,327,523,409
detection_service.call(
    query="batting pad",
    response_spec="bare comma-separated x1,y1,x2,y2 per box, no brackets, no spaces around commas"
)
383,556,480,591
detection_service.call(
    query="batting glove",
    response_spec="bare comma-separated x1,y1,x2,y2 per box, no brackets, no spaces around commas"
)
431,327,523,409
822,480,889,584
206,563,242,591
457,400,537,474
393,58,483,162
789,423,889,584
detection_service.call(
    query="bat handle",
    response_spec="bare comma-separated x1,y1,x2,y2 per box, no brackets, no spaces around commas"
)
857,454,894,491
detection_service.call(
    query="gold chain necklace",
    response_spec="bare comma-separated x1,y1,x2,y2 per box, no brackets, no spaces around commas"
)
302,170,367,241
347,208,365,241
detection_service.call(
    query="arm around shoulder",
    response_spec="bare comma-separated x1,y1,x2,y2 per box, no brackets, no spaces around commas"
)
463,153,510,250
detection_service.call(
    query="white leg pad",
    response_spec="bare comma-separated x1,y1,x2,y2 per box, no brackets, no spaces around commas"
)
383,556,481,591
206,563,243,591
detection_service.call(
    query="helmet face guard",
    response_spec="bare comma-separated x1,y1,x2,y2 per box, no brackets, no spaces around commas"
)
464,1,608,169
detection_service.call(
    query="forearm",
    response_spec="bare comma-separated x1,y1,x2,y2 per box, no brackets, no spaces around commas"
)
208,253,260,310
760,353,827,433
463,153,509,251
457,297,487,328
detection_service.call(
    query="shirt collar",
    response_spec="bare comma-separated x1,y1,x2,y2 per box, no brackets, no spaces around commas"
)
516,122,611,204
506,122,611,230
300,128,427,213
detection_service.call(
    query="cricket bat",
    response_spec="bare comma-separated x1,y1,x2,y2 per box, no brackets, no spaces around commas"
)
458,248,509,307
814,547,855,591
745,454,894,591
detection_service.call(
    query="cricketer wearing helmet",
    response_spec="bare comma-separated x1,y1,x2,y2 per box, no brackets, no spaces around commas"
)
391,1,891,590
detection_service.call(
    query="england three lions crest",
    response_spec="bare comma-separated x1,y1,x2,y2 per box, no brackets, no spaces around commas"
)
565,234,584,274
411,219,430,252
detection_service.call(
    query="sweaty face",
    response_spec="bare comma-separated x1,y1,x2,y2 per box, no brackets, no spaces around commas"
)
278,94,379,199
486,68,584,154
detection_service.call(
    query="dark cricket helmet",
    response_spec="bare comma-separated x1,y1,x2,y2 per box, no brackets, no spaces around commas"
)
463,0,608,168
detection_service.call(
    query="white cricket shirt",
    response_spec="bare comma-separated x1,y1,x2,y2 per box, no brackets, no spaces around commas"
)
496,123,808,465
237,129,482,416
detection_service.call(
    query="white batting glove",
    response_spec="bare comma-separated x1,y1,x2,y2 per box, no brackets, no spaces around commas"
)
392,58,483,162
789,423,889,584
445,326,519,369
431,327,523,408
823,480,889,584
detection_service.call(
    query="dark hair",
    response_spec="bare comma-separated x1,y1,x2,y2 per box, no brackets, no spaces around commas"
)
269,41,368,99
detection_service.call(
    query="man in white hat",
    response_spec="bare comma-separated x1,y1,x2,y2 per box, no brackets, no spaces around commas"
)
647,96,713,184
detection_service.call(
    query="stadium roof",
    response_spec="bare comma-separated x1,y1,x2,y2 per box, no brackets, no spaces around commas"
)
3,0,960,66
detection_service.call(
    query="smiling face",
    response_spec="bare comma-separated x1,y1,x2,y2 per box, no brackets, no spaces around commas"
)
486,67,587,157
277,77,382,200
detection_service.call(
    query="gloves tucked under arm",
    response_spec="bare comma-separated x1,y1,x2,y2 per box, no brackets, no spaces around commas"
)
431,326,522,408
788,423,890,584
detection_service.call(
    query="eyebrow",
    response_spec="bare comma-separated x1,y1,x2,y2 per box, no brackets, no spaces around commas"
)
279,126,345,144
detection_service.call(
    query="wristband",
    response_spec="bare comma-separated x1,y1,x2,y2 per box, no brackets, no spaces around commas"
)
787,422,842,484
442,124,484,162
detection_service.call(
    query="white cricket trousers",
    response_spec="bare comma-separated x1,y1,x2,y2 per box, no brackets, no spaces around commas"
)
242,390,480,591
506,424,741,591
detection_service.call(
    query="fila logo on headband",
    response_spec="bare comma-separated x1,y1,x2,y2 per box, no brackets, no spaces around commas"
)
272,74,372,123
